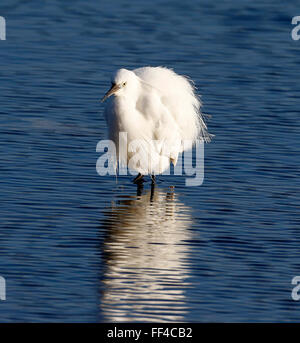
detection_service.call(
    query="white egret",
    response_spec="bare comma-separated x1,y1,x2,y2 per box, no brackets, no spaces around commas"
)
101,66,211,183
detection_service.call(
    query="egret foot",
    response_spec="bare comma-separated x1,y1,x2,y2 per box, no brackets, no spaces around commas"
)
133,173,144,184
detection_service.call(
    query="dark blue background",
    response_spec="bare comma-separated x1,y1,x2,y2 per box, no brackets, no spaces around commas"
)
0,0,300,322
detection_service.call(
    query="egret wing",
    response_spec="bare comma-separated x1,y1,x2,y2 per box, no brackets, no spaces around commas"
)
133,66,210,145
134,84,183,166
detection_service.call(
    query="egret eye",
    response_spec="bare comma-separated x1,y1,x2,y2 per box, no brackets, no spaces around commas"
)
123,82,126,86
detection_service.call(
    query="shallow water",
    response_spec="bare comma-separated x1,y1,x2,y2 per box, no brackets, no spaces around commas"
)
0,0,300,322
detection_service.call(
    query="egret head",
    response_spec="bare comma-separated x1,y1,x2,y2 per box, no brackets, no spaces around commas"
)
101,69,139,102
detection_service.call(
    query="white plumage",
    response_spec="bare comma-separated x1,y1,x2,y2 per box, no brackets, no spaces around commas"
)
102,66,210,177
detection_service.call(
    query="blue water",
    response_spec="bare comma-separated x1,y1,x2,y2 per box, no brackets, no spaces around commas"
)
0,0,300,322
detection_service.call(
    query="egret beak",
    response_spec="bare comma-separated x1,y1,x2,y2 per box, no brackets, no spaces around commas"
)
101,83,121,102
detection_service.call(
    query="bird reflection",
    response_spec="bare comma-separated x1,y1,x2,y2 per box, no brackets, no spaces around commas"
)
100,185,194,322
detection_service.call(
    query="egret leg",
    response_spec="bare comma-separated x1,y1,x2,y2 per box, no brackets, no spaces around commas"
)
150,180,155,202
133,173,144,184
136,182,144,196
150,175,156,184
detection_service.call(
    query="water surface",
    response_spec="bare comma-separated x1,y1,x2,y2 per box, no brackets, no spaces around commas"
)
0,0,300,322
